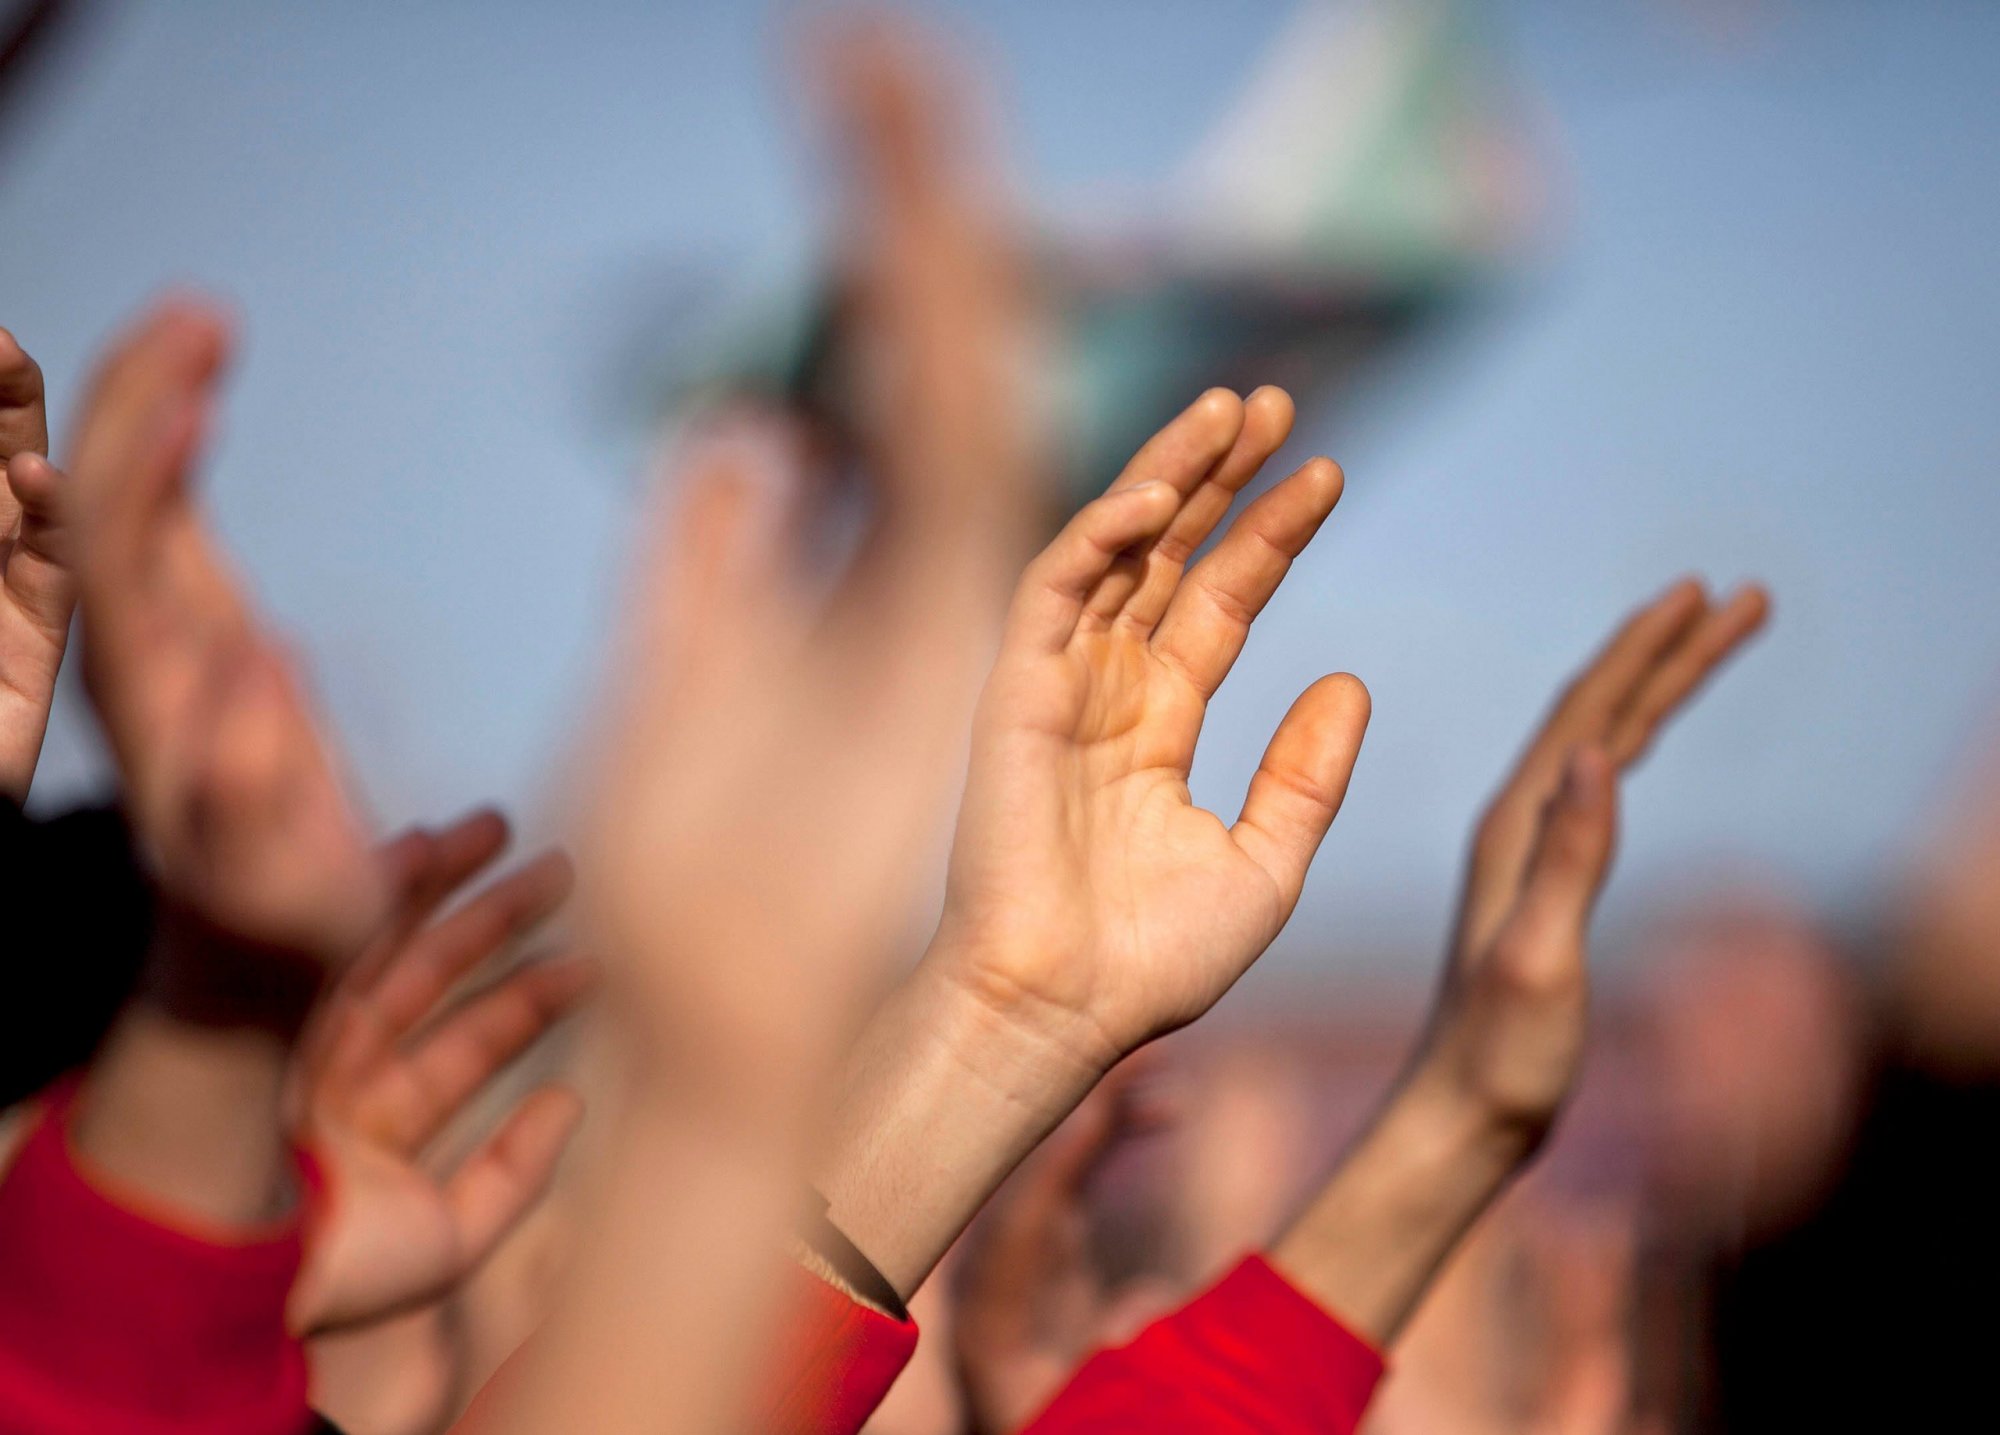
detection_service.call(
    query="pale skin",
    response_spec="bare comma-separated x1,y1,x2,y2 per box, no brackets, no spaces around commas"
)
819,381,1371,1297
57,297,388,1227
0,324,74,802
293,809,596,1434
463,24,1037,1435
817,406,1768,1370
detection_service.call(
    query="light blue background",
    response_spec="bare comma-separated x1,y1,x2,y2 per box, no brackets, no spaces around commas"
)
5,1,1997,977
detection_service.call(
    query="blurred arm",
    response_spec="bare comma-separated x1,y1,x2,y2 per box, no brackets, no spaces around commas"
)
1273,581,1769,1346
54,298,384,1230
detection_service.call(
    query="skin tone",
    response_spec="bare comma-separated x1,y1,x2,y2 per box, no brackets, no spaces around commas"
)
1271,577,1770,1343
293,809,596,1432
45,303,597,1433
465,24,1037,1435
0,324,74,802
817,456,1767,1363
58,297,387,1227
818,381,1369,1298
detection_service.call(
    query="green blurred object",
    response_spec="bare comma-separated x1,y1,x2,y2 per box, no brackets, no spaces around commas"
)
651,0,1543,509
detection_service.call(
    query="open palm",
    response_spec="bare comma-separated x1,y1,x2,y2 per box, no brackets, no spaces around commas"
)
64,300,384,967
289,809,593,1335
937,386,1371,1070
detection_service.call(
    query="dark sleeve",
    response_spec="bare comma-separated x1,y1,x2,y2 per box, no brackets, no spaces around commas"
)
1021,1256,1387,1435
0,796,152,1106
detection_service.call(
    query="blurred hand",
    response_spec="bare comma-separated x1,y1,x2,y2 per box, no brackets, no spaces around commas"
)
64,297,385,973
1890,705,2000,1072
1,325,73,801
581,23,1035,1097
1416,579,1770,1148
931,384,1370,1073
474,26,1039,1435
290,809,593,1335
955,1066,1176,1435
1272,579,1768,1344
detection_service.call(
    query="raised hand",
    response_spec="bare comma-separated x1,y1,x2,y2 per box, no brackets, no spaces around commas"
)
1272,578,1768,1344
932,383,1369,1073
580,19,1035,1086
470,27,1037,1434
1,326,74,801
819,385,1365,1300
1421,579,1771,1145
289,809,593,1336
62,297,384,972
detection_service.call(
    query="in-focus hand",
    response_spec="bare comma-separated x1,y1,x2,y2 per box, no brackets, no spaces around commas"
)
931,385,1370,1073
1,326,74,801
62,297,384,972
1417,579,1770,1150
290,809,593,1334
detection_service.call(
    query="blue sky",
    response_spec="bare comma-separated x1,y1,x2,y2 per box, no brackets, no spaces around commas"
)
5,0,1998,977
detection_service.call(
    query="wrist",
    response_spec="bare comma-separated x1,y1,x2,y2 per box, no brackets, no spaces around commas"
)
814,952,1109,1299
921,917,1129,1079
1372,1064,1535,1204
1404,1014,1570,1166
1269,1065,1526,1348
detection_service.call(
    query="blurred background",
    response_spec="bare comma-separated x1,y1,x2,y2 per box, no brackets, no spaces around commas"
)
6,0,1999,981
8,3,2000,1432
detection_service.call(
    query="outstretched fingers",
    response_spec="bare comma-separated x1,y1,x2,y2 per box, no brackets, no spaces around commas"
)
1467,578,1768,953
1606,584,1769,765
354,808,513,988
1479,747,1619,987
367,851,576,1042
1078,388,1248,624
1004,481,1183,655
1150,456,1345,701
1232,673,1372,912
1114,385,1296,636
375,954,599,1153
1519,579,1708,785
440,1084,586,1269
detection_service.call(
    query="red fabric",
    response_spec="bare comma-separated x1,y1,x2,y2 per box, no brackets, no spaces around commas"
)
1021,1255,1386,1435
760,1264,920,1435
0,1089,311,1435
452,1262,918,1435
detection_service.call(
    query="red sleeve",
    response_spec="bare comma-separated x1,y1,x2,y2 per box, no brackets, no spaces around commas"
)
453,1262,917,1435
1022,1256,1386,1435
0,1089,312,1435
757,1264,920,1435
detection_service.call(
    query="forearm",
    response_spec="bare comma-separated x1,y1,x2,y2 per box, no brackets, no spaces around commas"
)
70,1004,298,1227
458,1094,798,1435
814,957,1108,1299
1268,1069,1524,1347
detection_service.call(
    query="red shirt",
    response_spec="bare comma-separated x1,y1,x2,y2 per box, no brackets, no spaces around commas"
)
759,1256,1384,1435
0,1090,311,1435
